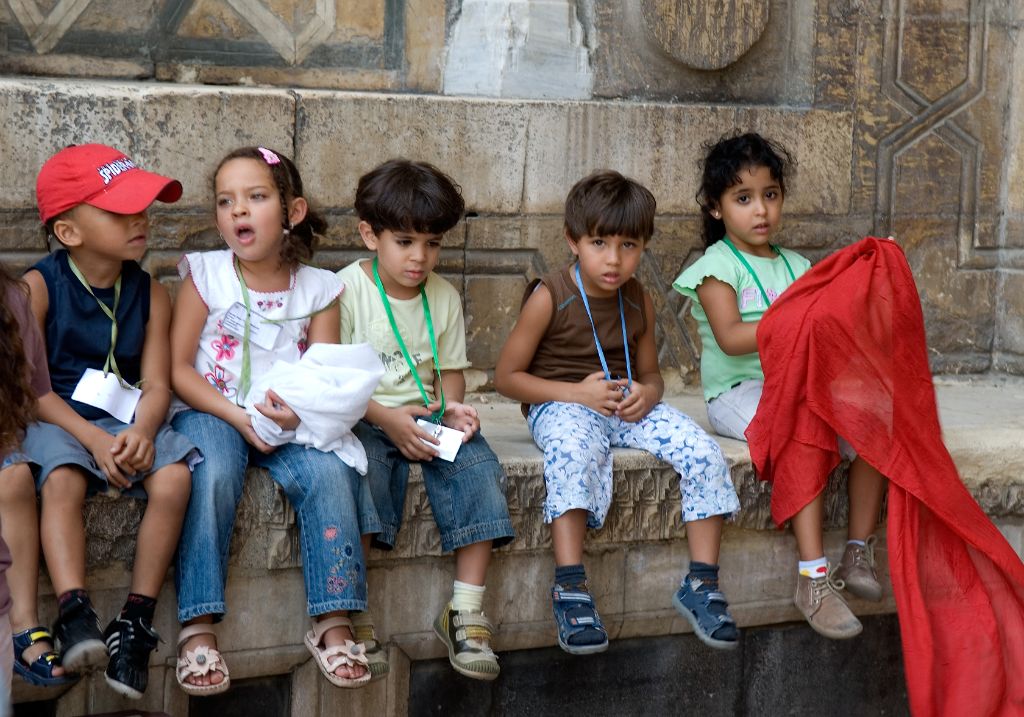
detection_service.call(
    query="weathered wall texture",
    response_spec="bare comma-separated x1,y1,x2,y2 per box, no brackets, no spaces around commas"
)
2,0,1020,380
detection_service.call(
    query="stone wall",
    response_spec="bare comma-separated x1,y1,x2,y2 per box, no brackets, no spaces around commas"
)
1,1,1022,379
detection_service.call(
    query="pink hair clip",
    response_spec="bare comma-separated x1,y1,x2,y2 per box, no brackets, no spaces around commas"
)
257,147,281,165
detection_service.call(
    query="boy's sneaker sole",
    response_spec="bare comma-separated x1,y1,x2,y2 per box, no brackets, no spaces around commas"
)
105,672,145,700
61,638,107,674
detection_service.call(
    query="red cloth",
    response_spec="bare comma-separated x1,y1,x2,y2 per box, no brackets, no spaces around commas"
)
746,237,1024,716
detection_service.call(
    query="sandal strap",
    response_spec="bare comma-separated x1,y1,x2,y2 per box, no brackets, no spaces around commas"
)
552,589,596,606
176,623,220,649
177,644,229,680
309,616,354,645
316,640,369,671
552,587,607,636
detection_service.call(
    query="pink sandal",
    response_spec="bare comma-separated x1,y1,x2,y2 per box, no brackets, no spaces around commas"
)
176,623,231,696
303,616,370,688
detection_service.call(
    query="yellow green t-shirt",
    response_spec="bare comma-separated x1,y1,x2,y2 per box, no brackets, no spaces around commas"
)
338,260,471,409
672,240,811,401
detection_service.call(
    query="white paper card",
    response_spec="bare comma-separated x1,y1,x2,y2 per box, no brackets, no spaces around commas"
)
71,368,142,424
416,419,464,462
222,301,282,351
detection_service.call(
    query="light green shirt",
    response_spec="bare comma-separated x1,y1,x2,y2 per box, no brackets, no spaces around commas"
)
673,240,811,401
338,260,471,409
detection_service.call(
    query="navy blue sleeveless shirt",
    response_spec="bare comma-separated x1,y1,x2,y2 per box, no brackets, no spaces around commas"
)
31,250,150,421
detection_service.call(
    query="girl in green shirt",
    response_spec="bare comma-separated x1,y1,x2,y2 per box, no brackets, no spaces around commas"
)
673,133,887,642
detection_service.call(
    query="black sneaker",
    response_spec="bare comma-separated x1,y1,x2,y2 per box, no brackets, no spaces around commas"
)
104,616,160,699
53,596,107,673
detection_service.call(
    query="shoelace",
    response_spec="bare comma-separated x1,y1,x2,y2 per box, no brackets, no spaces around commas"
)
811,573,847,603
851,538,876,569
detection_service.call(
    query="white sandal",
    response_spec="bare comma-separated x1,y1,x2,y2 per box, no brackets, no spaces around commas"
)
303,616,370,688
176,623,231,696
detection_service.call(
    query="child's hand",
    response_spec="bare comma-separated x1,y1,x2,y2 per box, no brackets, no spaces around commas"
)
85,431,132,490
614,380,658,423
111,428,155,474
441,402,479,442
229,408,274,454
378,405,440,462
575,371,627,416
254,389,301,431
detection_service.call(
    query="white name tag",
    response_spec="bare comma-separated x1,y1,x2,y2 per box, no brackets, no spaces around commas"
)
71,368,142,424
222,301,282,351
416,419,465,462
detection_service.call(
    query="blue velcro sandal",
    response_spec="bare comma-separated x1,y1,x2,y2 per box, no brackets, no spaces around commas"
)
672,577,739,650
14,626,78,687
551,585,609,655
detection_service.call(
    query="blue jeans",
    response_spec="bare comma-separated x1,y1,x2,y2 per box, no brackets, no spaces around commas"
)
353,421,514,553
172,410,381,622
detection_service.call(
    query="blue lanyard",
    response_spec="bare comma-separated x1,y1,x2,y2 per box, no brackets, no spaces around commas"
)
573,263,632,387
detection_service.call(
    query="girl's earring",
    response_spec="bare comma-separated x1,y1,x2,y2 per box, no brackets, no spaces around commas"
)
283,223,292,236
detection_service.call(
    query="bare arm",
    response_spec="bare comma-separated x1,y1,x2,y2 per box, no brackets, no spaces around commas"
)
494,284,623,416
169,277,270,451
25,270,132,485
695,277,759,356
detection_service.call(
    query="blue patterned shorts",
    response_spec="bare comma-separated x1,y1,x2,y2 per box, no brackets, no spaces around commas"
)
527,401,740,528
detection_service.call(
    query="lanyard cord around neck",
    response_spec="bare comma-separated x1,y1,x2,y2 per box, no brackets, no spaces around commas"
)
233,256,256,405
721,237,796,308
371,258,445,422
573,263,633,387
66,255,132,388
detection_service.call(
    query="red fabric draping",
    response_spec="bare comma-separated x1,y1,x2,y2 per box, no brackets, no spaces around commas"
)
746,237,1024,716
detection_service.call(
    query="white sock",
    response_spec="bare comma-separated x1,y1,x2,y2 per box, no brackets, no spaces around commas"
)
847,539,866,547
798,557,828,578
451,580,485,613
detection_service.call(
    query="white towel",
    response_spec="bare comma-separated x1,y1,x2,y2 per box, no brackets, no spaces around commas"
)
245,343,385,475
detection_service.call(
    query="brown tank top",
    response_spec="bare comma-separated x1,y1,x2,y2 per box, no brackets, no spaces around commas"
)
523,265,646,412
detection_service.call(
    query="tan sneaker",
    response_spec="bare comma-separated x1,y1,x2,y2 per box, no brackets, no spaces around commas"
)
833,536,883,602
794,571,863,639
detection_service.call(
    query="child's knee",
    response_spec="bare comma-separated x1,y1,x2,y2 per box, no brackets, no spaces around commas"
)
40,466,86,503
145,463,191,511
0,463,36,505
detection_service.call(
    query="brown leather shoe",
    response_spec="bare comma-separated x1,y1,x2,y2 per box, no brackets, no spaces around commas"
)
833,536,883,602
794,570,863,640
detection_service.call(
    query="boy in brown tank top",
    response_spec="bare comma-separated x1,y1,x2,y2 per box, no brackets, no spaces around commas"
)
495,171,741,654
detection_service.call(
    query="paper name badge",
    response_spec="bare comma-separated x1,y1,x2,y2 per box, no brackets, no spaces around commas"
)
416,419,464,462
71,368,142,424
222,302,282,351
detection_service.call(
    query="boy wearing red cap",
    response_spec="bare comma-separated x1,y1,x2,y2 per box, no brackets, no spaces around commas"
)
17,144,198,699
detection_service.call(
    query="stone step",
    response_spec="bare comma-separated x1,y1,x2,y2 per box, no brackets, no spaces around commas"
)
17,378,1024,712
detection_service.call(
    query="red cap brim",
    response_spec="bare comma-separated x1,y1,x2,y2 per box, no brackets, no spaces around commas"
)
85,169,183,215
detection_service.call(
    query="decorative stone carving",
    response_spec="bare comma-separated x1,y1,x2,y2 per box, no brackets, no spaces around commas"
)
224,0,335,65
640,0,770,70
7,0,94,54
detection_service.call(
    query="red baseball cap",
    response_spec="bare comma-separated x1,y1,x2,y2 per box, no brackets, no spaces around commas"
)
36,143,183,223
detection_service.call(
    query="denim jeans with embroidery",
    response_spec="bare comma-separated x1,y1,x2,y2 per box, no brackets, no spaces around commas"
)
172,410,381,623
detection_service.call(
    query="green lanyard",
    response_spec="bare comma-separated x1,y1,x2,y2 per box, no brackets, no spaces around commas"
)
371,258,445,422
721,237,796,308
232,257,336,405
66,256,133,389
233,256,258,405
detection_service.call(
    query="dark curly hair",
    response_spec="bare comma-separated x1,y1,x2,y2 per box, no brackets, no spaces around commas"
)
354,159,465,236
214,147,327,267
564,170,656,242
697,132,794,248
0,265,36,454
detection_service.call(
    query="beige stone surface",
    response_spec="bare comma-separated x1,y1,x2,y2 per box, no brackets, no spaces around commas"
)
296,92,531,213
520,103,853,215
0,79,294,211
